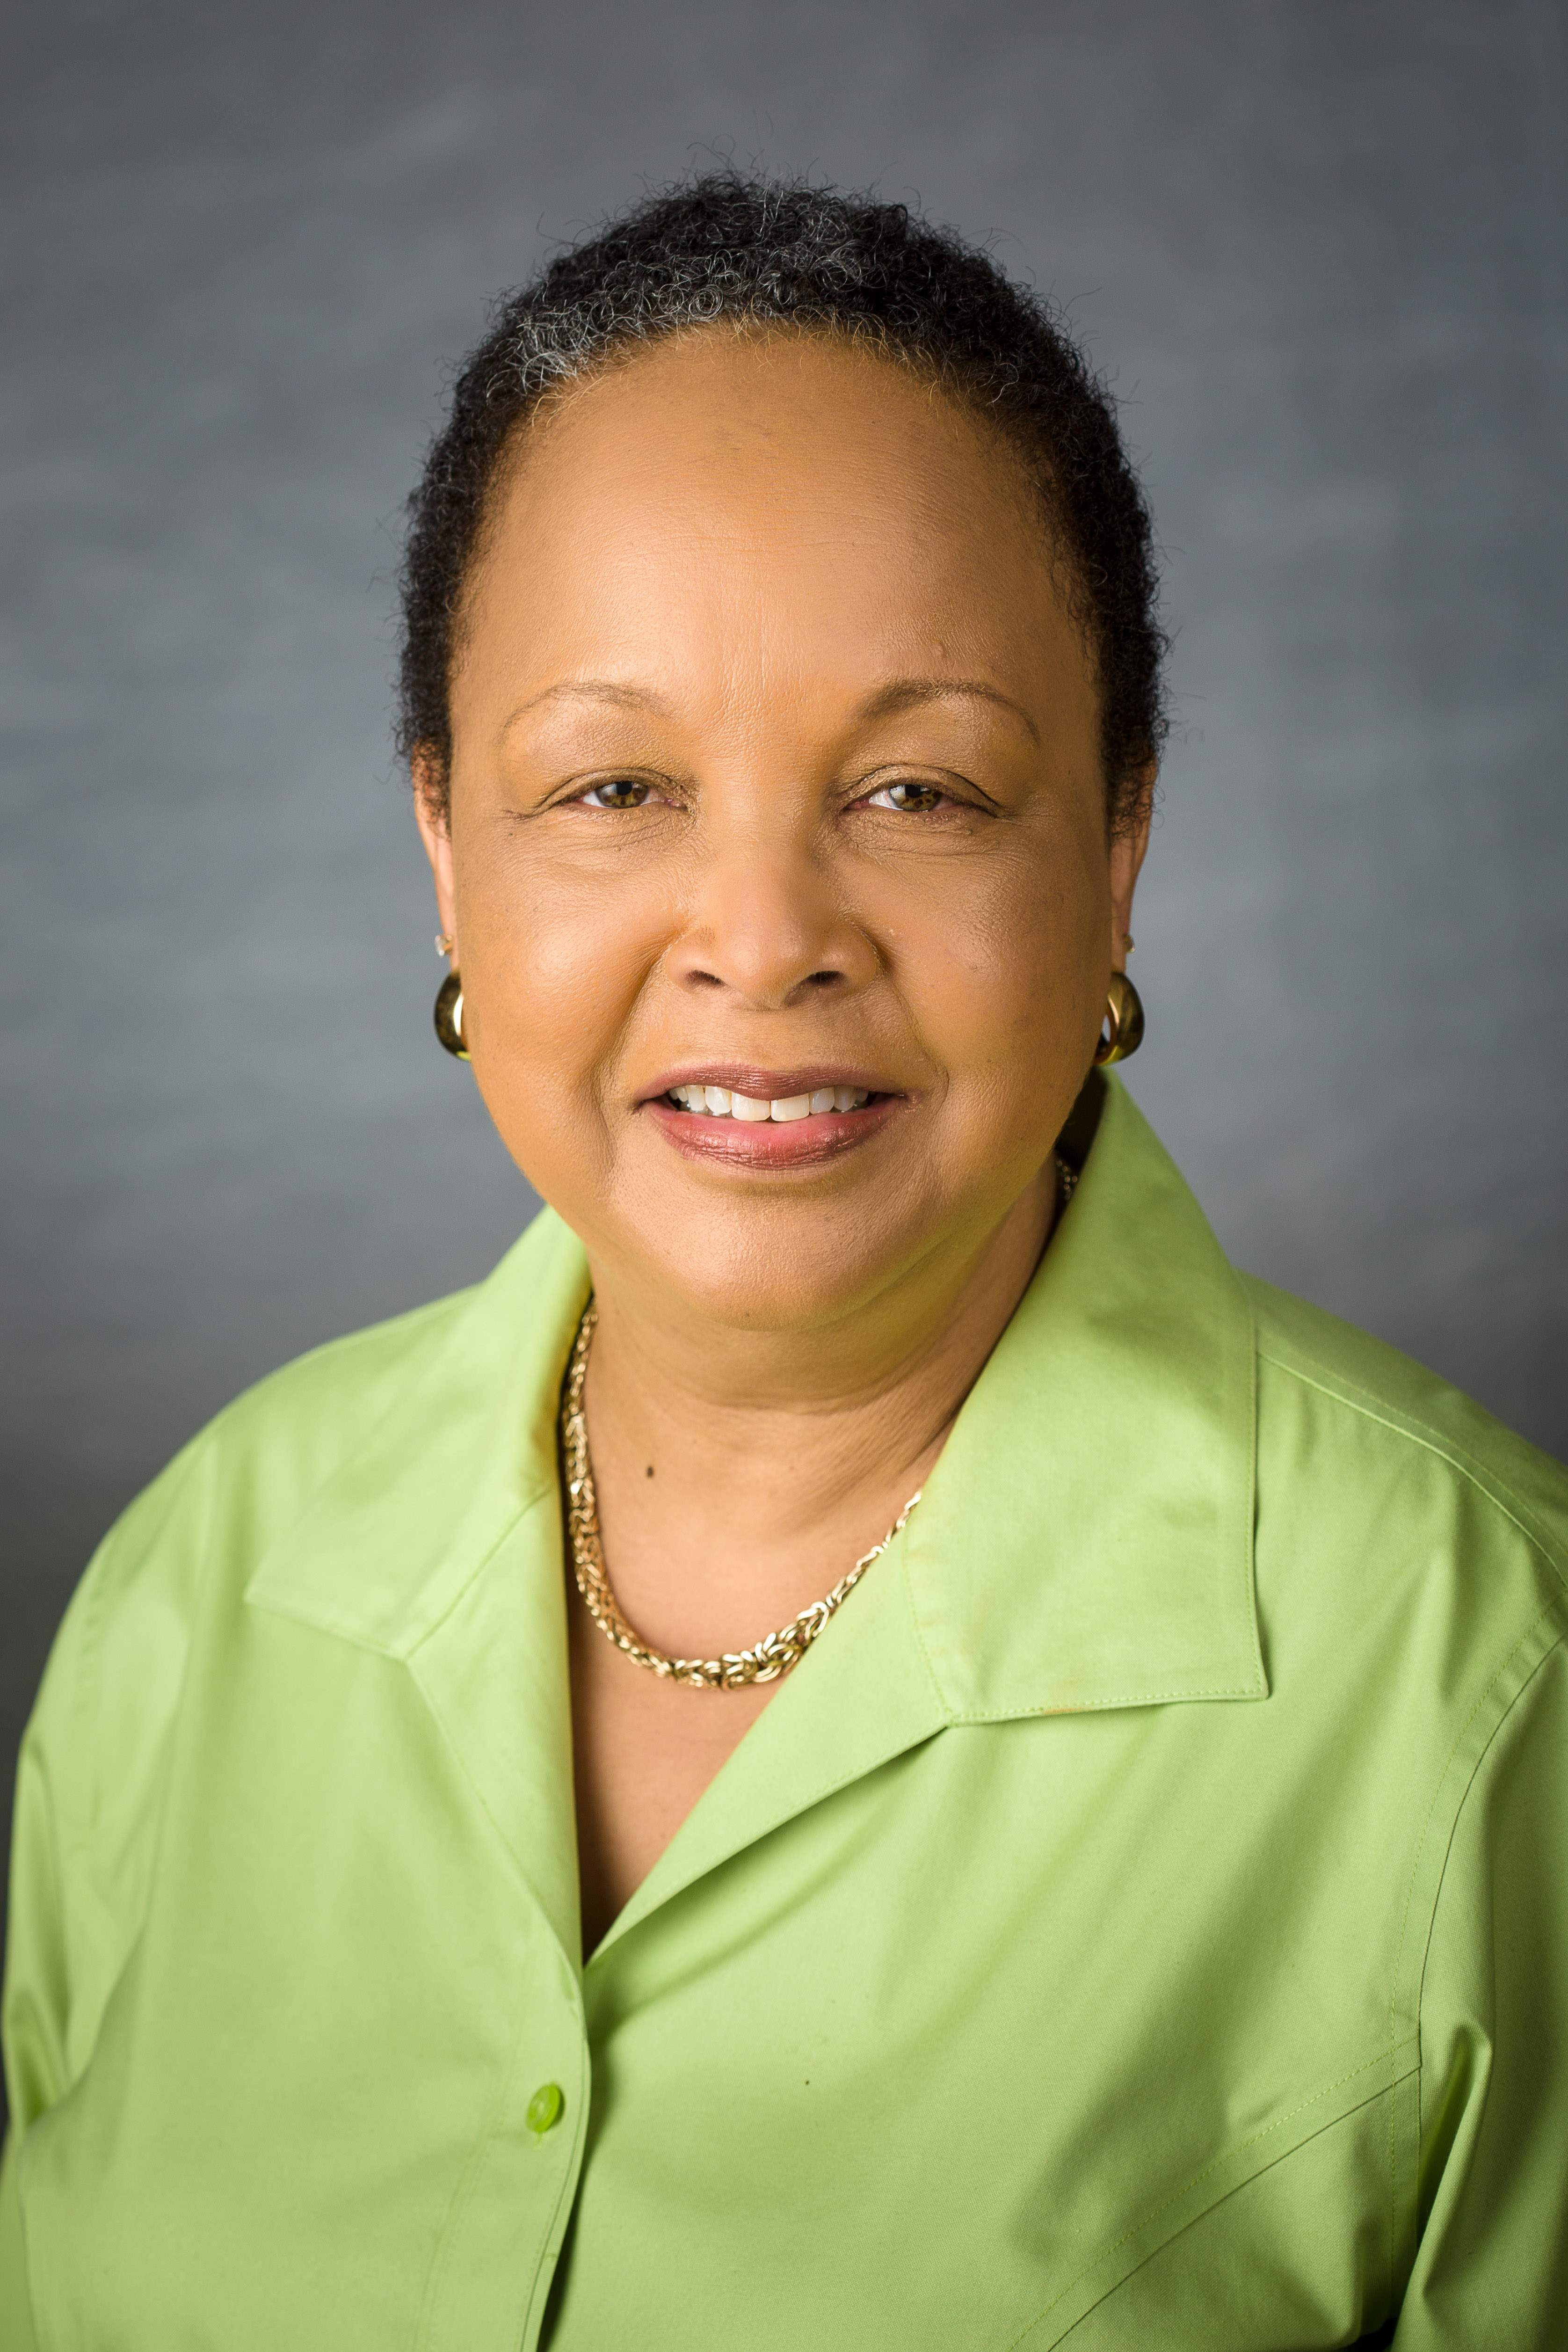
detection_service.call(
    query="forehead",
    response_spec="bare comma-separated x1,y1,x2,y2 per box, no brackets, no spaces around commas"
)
453,329,1086,722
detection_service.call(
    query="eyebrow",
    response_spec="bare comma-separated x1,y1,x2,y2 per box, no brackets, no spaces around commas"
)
855,678,1040,744
502,680,673,731
504,675,1040,742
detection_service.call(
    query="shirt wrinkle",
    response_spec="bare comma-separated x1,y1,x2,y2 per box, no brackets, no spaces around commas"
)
4,1075,1566,2352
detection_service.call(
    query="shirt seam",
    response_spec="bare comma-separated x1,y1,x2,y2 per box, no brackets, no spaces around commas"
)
74,1427,224,1940
1002,2047,1414,2351
1394,1608,1568,2262
1238,1286,1266,1699
1255,1340,1567,1582
943,1685,1265,1719
9,1429,226,2122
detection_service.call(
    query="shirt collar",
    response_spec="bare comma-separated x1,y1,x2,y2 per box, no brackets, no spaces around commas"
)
246,1076,1264,1955
246,1072,1263,1708
907,1073,1265,1717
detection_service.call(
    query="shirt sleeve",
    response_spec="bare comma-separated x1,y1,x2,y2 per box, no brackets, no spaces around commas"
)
0,2133,42,2352
1395,1630,1568,2346
0,1636,75,2350
1,1436,208,2341
2,1661,75,2143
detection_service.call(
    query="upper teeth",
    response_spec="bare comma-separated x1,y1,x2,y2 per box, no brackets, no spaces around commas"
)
669,1084,871,1120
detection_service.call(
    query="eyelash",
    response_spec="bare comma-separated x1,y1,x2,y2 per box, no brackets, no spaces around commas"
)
862,781,952,815
572,778,959,815
574,778,668,810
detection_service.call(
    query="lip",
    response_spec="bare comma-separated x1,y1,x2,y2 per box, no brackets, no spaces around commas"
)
644,1092,905,1170
636,1063,912,1174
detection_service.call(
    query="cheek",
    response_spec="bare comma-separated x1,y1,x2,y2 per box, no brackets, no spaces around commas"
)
451,841,662,1151
896,843,1103,1091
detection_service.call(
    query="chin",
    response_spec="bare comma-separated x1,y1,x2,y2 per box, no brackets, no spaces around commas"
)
636,1215,933,1333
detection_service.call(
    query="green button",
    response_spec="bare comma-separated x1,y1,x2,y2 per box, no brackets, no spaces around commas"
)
526,2082,565,2137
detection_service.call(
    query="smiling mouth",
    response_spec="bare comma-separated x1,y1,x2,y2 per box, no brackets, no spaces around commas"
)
665,1082,876,1123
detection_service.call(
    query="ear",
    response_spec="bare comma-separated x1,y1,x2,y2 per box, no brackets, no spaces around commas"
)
411,748,458,952
1107,764,1154,971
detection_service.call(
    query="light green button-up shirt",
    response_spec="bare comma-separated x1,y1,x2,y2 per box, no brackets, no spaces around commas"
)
4,1079,1567,2349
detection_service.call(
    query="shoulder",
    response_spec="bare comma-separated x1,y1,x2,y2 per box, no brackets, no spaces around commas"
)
18,1209,577,1906
1245,1273,1568,1586
1243,1275,1568,1774
1240,1282,1568,2002
15,1285,476,1866
81,1202,579,1612
62,1279,480,1653
6,1213,584,2104
181,1282,479,1533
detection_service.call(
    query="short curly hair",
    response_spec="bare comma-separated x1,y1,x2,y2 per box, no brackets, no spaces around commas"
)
399,173,1166,831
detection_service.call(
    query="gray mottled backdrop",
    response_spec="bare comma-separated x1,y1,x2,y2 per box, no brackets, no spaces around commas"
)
3,0,1565,1950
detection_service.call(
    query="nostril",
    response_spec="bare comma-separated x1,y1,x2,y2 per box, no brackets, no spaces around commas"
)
804,969,842,989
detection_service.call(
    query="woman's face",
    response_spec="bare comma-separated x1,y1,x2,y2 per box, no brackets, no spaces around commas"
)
419,330,1147,1332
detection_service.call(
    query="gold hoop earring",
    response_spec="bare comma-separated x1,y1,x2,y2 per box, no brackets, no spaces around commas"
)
1094,970,1145,1065
434,970,469,1061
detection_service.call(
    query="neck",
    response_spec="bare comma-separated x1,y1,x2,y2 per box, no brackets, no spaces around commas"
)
575,1164,1059,1646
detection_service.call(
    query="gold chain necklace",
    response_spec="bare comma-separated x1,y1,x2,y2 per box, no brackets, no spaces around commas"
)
558,1154,1078,1691
560,1305,920,1689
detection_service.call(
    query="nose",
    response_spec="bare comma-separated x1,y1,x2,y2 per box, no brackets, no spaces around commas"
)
665,830,880,1010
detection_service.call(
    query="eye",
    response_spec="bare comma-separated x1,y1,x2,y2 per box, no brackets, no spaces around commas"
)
864,779,951,814
576,776,667,810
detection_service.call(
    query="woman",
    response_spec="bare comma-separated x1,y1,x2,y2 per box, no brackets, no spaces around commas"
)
2,175,1564,2351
